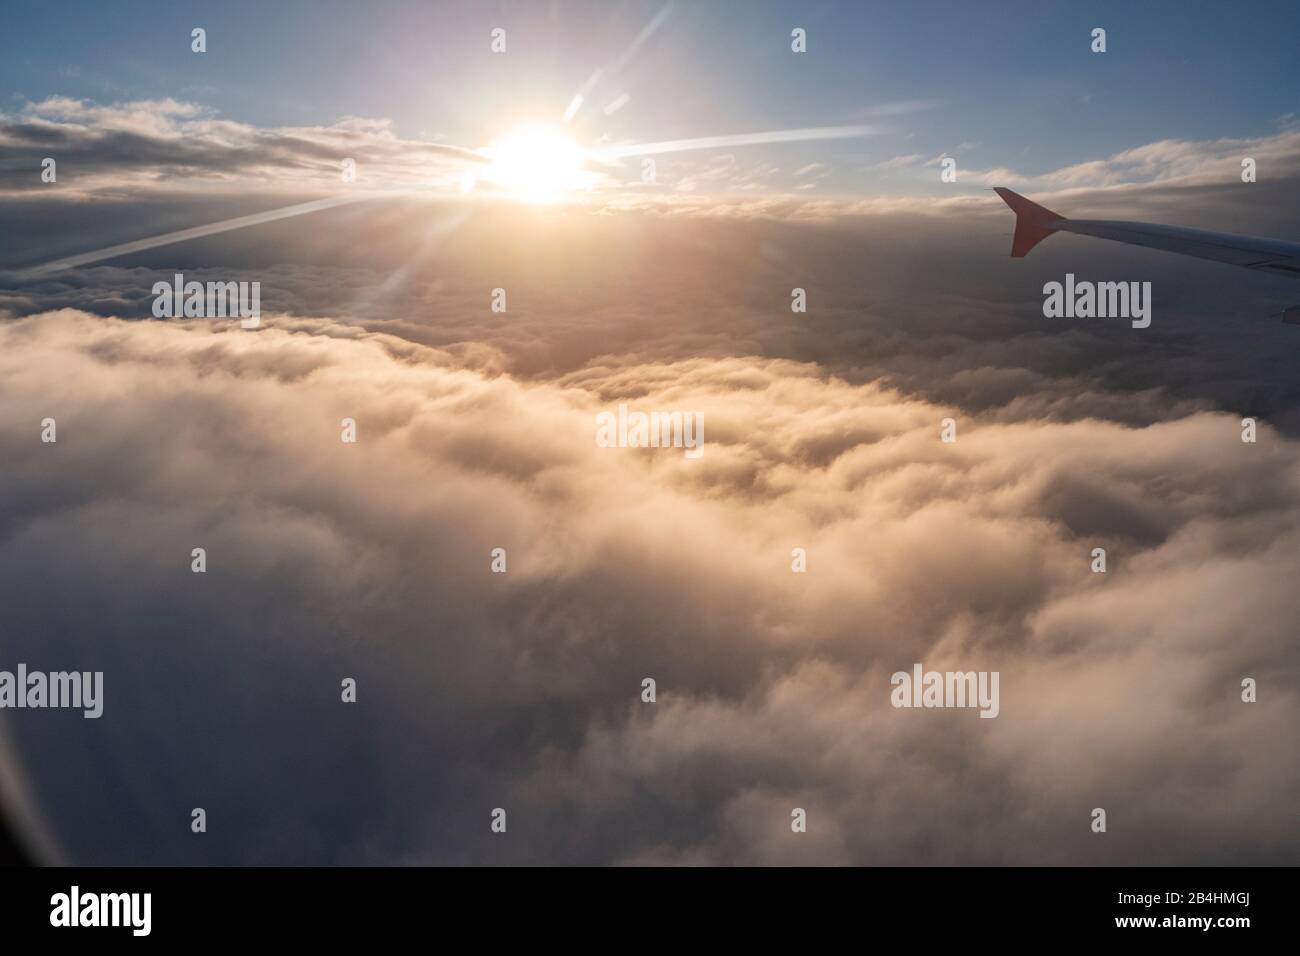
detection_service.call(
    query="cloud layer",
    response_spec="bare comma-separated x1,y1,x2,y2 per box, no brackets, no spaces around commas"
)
2,94,1299,863
1,303,1296,864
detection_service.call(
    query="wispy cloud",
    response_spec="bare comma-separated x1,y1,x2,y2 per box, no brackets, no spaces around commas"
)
0,96,485,199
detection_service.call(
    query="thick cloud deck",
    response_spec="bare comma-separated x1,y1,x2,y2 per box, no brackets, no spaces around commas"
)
0,311,1296,864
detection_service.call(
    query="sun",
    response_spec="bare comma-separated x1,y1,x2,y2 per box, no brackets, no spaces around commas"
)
476,124,590,202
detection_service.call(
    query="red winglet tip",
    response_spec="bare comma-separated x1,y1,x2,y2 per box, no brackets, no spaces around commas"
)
995,187,1065,258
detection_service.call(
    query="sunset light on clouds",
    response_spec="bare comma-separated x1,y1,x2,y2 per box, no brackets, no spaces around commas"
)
0,1,1298,936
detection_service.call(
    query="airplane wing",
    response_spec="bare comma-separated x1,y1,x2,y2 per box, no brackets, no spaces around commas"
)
993,186,1300,280
994,187,1300,322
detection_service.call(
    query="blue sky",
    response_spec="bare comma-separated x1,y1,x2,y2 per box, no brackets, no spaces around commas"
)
2,0,1298,196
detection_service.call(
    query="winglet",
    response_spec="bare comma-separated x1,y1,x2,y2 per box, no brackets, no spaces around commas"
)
994,187,1066,258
